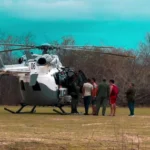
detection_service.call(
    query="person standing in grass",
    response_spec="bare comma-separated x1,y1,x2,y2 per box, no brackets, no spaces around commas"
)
109,79,119,116
125,83,136,116
70,81,80,114
82,79,93,115
91,78,98,115
95,79,109,116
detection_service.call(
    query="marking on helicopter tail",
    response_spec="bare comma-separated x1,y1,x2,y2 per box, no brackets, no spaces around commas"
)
29,62,37,74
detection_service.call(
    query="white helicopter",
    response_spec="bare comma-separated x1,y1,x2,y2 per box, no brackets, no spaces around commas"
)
0,43,135,114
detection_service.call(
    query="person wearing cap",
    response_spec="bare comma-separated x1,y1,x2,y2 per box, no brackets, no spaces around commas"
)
95,79,109,116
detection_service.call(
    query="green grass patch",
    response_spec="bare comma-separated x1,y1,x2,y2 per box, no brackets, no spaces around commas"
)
0,106,150,150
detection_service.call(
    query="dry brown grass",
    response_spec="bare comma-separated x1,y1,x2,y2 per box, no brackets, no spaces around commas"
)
0,106,150,150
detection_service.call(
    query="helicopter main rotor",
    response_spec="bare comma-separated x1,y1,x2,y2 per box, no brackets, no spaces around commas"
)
0,43,136,59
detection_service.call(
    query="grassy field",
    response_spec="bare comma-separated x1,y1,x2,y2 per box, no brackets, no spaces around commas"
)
0,106,150,150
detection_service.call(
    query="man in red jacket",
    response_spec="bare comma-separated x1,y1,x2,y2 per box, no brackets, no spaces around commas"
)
109,79,119,116
91,78,98,115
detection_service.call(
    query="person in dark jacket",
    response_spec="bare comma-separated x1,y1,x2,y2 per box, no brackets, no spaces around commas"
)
69,75,80,114
70,81,80,114
125,83,136,116
95,79,109,116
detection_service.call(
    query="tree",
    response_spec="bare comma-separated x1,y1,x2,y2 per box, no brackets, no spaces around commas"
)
58,34,150,106
0,31,35,105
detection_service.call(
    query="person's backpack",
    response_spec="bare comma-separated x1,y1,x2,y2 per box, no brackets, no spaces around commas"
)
111,85,119,96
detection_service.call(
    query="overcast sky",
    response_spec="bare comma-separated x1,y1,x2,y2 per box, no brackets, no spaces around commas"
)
0,0,150,49
1,0,150,20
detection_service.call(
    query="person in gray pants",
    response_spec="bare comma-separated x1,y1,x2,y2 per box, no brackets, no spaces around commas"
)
95,79,109,116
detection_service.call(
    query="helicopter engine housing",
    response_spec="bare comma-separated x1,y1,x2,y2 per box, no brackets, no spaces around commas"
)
37,57,46,65
36,54,62,68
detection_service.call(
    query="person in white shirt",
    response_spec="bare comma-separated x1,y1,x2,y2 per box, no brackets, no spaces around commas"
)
82,79,93,115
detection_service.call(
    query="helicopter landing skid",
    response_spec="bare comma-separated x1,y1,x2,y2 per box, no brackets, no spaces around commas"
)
4,105,36,114
53,107,69,115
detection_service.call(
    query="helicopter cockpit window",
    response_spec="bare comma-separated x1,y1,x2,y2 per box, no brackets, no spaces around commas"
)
32,81,41,91
20,80,25,91
54,71,67,87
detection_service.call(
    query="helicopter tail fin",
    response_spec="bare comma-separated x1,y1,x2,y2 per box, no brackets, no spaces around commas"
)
25,51,32,60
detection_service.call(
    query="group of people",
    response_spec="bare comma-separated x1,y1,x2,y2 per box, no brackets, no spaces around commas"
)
71,78,136,117
82,78,118,116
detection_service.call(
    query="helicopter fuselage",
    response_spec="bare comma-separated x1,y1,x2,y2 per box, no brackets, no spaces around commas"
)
19,64,70,106
19,73,58,106
1,53,86,113
0,42,134,114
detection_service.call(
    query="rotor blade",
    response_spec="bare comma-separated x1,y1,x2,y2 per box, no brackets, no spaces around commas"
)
0,44,135,58
0,44,114,51
0,43,35,47
60,48,136,58
0,45,54,53
60,45,114,49
0,47,36,53
55,46,115,51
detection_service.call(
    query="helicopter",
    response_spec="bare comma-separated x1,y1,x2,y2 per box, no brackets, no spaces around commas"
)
0,43,135,114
